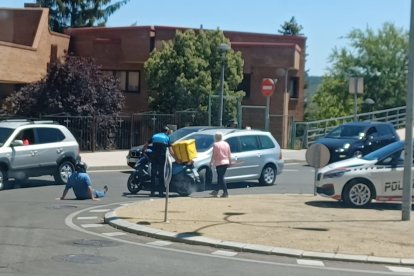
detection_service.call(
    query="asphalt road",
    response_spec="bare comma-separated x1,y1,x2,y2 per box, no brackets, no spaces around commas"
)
0,165,411,275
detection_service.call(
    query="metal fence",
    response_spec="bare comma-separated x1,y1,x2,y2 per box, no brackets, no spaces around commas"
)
4,106,406,151
290,106,406,149
1,112,208,151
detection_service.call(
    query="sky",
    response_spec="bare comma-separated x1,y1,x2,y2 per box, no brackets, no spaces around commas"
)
0,0,411,76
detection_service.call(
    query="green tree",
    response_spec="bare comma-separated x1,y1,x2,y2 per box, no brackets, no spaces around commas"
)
37,0,130,32
278,16,303,36
144,29,245,125
1,55,124,117
309,23,408,120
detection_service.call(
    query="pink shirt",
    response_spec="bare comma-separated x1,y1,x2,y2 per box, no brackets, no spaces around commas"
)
211,140,231,166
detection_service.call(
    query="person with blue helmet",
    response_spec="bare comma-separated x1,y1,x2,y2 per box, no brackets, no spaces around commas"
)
142,126,175,197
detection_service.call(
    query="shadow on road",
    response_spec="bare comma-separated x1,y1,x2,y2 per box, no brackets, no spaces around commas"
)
305,200,414,211
6,179,57,190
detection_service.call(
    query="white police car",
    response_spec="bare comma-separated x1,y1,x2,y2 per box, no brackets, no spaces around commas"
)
315,140,413,207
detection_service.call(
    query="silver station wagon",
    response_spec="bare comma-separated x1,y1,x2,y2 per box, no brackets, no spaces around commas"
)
179,128,284,188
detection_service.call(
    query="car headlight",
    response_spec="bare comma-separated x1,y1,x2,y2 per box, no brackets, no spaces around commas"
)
323,168,349,179
335,143,351,153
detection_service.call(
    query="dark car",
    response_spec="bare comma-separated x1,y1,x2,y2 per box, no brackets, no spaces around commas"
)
314,121,399,164
126,126,224,168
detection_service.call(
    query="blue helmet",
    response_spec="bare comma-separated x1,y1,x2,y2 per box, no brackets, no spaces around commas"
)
75,161,88,173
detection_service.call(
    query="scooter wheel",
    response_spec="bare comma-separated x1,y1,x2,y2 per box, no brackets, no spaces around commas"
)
127,174,142,194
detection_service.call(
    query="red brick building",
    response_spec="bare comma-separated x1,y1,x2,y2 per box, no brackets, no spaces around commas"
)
65,26,306,147
0,7,69,99
0,6,306,147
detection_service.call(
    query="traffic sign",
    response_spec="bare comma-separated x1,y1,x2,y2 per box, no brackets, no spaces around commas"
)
305,143,330,169
261,78,275,97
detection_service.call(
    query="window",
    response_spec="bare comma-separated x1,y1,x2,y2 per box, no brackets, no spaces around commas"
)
289,76,299,98
226,137,241,153
258,135,275,149
0,127,13,145
16,129,35,145
377,125,394,136
114,71,140,93
365,127,378,137
237,74,251,99
240,136,259,152
37,128,65,144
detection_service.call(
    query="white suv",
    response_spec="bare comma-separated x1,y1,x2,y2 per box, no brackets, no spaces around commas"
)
0,120,80,190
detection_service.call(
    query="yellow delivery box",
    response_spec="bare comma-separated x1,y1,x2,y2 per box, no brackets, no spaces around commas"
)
172,139,197,163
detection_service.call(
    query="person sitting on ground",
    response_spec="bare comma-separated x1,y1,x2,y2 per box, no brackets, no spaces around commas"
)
59,161,108,201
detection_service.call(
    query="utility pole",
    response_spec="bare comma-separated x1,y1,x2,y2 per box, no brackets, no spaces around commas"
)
402,0,414,221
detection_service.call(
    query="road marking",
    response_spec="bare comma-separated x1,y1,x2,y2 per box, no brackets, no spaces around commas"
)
211,250,238,257
102,232,127,237
67,203,406,275
147,240,173,247
77,216,98,220
283,169,299,172
387,266,414,273
81,223,103,228
89,209,111,213
297,259,325,266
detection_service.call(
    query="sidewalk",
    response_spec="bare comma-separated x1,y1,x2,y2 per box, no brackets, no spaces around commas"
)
106,194,414,265
80,149,307,170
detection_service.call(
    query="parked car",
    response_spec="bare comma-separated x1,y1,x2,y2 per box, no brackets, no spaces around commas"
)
314,121,399,164
0,119,80,190
315,140,413,207
180,128,284,189
126,126,224,168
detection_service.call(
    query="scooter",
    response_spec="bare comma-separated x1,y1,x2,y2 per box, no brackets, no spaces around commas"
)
127,148,201,196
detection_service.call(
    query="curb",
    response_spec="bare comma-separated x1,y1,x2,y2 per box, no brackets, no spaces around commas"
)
104,208,414,266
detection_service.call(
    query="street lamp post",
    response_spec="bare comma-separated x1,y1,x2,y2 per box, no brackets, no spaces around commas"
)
218,43,230,127
364,98,375,120
276,67,294,148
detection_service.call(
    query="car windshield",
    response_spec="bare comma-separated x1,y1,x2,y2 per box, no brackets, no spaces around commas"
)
362,141,404,161
326,125,367,139
183,133,215,152
169,128,203,143
0,127,14,146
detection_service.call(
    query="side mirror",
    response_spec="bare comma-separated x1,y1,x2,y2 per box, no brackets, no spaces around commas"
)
11,140,24,147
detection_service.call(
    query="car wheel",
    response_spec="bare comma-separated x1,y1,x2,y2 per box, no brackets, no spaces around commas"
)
343,180,373,208
54,160,75,185
197,167,212,190
0,168,9,190
259,164,276,186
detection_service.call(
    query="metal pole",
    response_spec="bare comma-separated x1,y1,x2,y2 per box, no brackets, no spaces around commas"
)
265,96,270,130
402,0,414,221
218,53,225,127
208,96,211,126
354,79,358,121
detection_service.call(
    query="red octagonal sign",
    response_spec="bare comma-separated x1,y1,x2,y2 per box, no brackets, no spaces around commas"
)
261,78,275,97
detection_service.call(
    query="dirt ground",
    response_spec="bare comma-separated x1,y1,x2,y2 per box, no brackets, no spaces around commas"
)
115,194,414,259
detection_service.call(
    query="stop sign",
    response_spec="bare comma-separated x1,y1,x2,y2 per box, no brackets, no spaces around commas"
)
261,78,275,97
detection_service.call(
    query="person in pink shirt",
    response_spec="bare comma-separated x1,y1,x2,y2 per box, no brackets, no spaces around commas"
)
210,131,231,198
